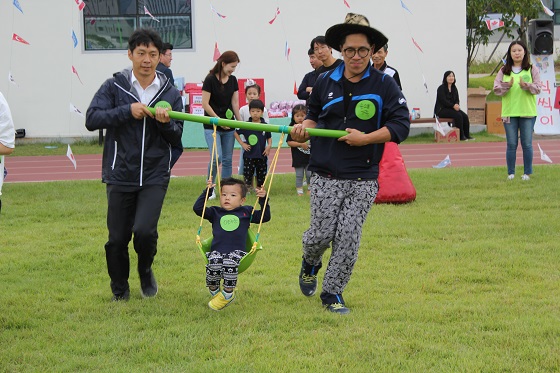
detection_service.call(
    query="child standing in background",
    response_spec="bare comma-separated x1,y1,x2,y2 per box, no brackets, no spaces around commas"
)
238,80,269,175
235,99,271,191
286,104,311,196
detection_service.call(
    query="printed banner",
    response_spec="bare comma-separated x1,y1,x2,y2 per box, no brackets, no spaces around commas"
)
531,55,560,135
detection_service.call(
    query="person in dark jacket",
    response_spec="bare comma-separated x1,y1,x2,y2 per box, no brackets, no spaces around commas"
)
372,44,402,90
297,48,323,102
85,28,183,302
434,70,472,140
291,13,410,314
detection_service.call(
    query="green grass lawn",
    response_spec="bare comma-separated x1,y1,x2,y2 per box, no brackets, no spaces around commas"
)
1,169,559,372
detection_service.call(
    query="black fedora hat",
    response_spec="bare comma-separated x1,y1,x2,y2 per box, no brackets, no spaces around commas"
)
325,13,388,53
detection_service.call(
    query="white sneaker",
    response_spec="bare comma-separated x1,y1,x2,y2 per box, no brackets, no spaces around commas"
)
507,174,515,180
208,190,216,200
521,174,530,181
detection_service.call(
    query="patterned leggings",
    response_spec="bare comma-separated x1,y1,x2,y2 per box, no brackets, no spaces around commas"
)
206,250,246,289
302,174,378,295
243,157,267,187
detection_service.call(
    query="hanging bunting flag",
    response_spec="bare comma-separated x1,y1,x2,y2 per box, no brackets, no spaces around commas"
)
540,0,554,16
66,145,77,170
538,143,553,163
485,19,504,31
13,0,23,14
72,30,78,48
293,82,298,95
343,0,350,8
210,5,227,18
400,0,412,14
8,72,18,86
72,66,83,84
269,7,280,24
12,33,30,45
411,37,423,53
74,0,86,11
432,155,451,169
285,41,291,60
70,103,84,117
213,42,221,62
144,6,160,22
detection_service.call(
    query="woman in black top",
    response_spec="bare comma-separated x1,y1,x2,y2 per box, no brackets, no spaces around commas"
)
202,51,242,187
434,71,473,141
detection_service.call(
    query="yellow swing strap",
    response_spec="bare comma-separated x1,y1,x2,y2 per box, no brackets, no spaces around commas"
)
196,125,221,247
248,133,285,255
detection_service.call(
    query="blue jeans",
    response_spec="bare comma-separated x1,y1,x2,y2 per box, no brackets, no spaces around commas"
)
204,129,235,181
503,117,535,175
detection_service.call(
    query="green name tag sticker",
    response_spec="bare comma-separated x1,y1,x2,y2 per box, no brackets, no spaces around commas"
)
521,73,531,82
226,109,233,119
220,214,240,232
154,101,172,109
248,134,258,145
355,100,375,120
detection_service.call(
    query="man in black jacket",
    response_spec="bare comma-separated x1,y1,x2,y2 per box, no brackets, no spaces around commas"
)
297,48,323,102
86,28,183,302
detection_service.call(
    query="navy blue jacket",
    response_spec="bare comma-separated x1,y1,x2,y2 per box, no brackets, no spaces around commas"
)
193,189,271,254
85,68,183,187
306,62,410,180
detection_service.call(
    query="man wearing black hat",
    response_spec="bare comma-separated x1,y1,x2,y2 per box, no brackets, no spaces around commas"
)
291,13,410,314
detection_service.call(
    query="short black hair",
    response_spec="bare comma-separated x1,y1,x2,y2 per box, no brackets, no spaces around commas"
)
249,99,265,111
310,35,326,50
162,42,173,53
221,177,248,198
128,28,163,53
308,47,314,56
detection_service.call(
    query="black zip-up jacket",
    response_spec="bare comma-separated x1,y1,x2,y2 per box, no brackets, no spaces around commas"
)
86,68,183,187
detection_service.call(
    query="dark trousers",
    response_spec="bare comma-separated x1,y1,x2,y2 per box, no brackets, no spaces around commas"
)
243,157,267,187
437,108,471,140
105,184,168,296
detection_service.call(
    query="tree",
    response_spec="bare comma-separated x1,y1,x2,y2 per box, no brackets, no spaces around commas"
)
466,0,542,81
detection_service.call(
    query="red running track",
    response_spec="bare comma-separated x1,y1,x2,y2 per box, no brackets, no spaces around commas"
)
4,140,559,183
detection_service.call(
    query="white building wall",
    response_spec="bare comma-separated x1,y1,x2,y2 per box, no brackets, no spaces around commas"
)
0,0,466,140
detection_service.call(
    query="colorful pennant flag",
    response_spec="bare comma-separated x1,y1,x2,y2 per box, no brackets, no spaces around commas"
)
293,82,298,95
269,7,280,24
285,41,291,60
485,19,504,31
541,0,554,16
144,6,160,22
72,30,78,48
74,0,85,11
71,66,83,84
13,0,23,14
67,145,77,170
69,103,84,117
433,155,451,169
538,143,553,163
210,5,226,18
343,0,350,8
213,42,221,62
411,37,423,53
400,0,412,14
12,33,30,45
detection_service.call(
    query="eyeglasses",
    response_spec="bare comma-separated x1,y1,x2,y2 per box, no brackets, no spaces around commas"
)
164,53,172,57
313,45,329,53
342,47,371,58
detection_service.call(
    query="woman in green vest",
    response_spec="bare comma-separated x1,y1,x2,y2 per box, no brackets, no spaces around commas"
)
493,41,542,181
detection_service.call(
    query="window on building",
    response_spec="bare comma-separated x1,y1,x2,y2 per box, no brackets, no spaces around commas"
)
83,0,192,51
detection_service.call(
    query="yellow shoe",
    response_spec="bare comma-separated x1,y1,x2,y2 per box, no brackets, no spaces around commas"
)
208,291,235,311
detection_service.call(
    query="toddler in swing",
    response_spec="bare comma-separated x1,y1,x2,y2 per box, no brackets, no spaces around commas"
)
193,177,271,310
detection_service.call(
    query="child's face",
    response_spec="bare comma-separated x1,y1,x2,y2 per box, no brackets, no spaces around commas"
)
245,87,260,103
250,108,263,121
220,184,246,211
293,110,306,124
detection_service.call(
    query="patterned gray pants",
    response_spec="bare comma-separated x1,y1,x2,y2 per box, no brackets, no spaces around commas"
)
302,174,378,295
206,250,246,289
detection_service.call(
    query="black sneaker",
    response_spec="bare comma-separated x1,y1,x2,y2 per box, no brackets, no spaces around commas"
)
111,289,130,302
321,292,350,314
299,259,321,296
139,269,158,298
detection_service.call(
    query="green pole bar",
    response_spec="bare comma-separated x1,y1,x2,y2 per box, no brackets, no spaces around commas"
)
146,107,348,139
